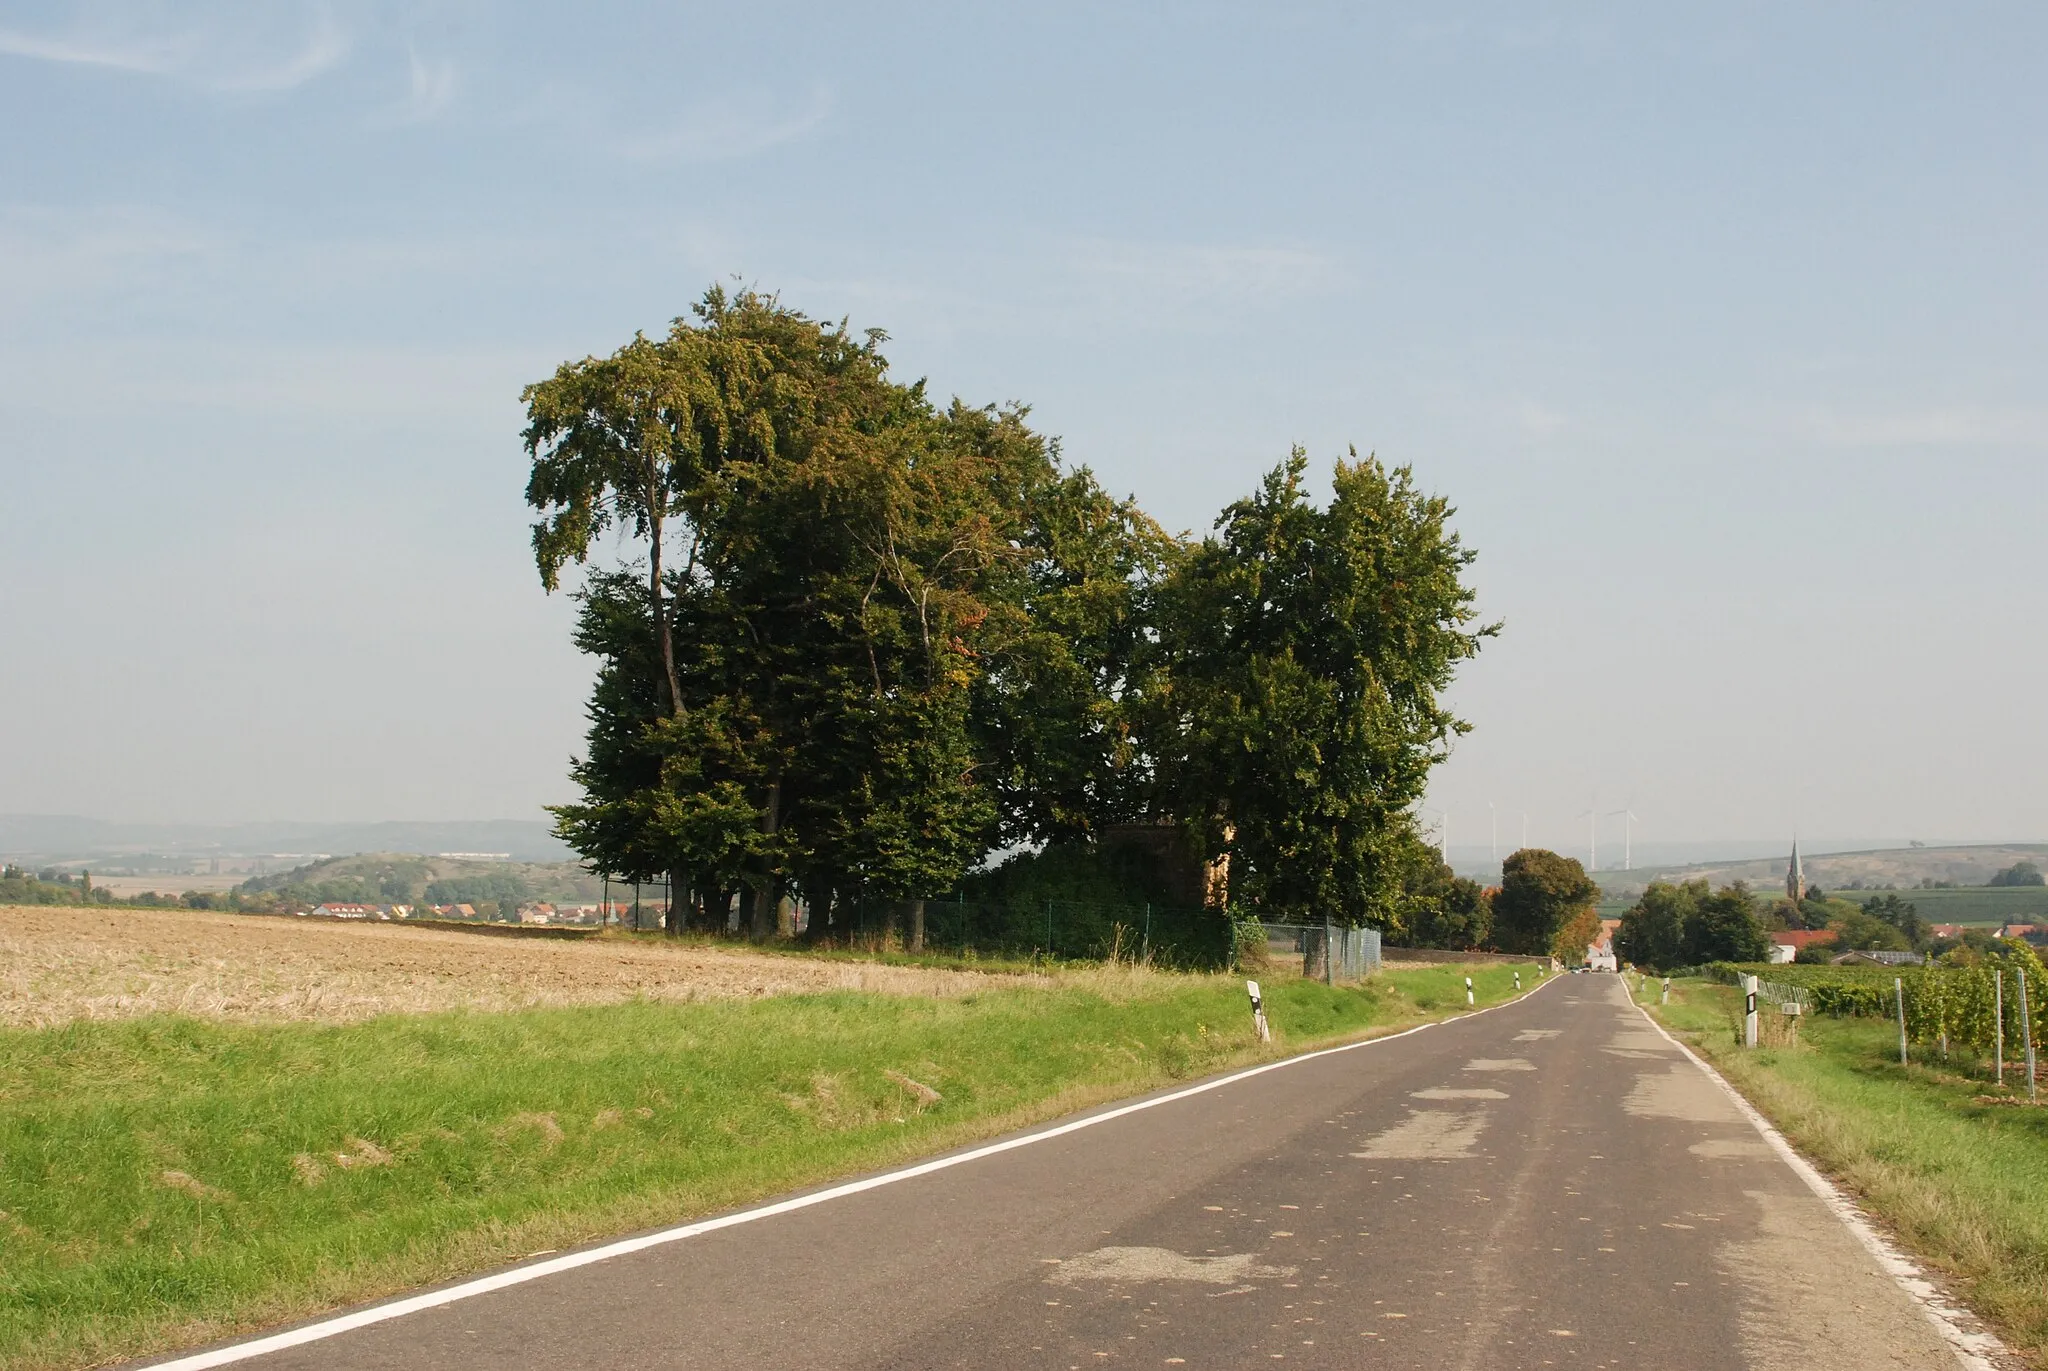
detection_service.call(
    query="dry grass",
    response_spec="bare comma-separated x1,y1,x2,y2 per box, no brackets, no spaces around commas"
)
0,904,1057,1027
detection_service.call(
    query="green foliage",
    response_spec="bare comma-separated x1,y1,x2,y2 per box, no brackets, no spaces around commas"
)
1147,450,1492,928
1615,879,1703,972
526,294,1492,946
1991,860,2046,888
1688,883,1771,964
1491,848,1598,955
0,865,110,906
1704,946,2048,1061
1386,825,1492,950
1615,879,1769,970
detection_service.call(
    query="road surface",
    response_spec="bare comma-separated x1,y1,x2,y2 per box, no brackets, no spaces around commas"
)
143,974,1976,1370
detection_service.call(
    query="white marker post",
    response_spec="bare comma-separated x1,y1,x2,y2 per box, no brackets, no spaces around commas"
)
1995,970,2005,1087
1741,974,1758,1048
1661,977,1670,1005
1894,977,1908,1067
1246,979,1271,1043
1465,975,1475,1007
2019,969,2038,1103
1513,970,1521,992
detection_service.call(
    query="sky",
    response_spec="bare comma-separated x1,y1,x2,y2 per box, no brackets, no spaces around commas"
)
3,1,2045,856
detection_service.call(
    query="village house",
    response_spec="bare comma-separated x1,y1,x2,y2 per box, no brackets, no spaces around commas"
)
1767,928,1836,963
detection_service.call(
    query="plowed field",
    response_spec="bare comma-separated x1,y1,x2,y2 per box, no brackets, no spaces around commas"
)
1,905,1040,1027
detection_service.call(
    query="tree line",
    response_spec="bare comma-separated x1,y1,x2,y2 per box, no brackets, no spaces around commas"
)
523,287,1495,953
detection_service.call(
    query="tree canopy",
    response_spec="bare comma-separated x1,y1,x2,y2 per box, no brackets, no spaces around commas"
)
1491,849,1599,956
523,290,1493,954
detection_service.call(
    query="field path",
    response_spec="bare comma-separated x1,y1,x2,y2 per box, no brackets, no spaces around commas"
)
130,974,1983,1370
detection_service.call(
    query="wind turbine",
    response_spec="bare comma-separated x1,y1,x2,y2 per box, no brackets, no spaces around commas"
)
1606,805,1640,870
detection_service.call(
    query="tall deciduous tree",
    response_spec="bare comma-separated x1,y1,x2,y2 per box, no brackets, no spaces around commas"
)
1615,880,1703,972
1491,848,1599,955
1150,449,1493,927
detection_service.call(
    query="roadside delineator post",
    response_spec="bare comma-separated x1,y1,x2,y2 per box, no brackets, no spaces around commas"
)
1247,980,1271,1043
1661,977,1670,1005
2018,969,2038,1103
1894,977,1908,1067
1513,970,1521,992
1741,974,1759,1048
1465,975,1474,1007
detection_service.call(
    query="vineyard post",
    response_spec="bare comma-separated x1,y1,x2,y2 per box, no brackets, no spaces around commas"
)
1894,977,1908,1067
1995,970,2005,1086
2019,969,2038,1103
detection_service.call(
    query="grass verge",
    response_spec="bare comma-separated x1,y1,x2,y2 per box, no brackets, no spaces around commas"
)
1632,975,2048,1367
1,962,1533,1370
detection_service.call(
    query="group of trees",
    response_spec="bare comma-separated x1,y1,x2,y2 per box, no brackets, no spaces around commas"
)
1990,860,2046,888
525,288,1493,947
1613,880,1772,972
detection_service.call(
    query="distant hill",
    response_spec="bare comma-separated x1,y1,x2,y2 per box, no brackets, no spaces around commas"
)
237,853,603,905
1592,843,2048,901
0,816,574,864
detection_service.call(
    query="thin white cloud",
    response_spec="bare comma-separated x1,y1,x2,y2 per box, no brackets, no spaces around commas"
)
0,23,188,72
212,5,348,92
0,2,347,93
621,86,833,162
373,44,455,125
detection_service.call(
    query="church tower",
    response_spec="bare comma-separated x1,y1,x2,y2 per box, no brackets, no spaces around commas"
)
1786,839,1806,902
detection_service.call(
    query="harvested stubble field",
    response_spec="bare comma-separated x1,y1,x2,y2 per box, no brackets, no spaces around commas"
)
0,905,1043,1028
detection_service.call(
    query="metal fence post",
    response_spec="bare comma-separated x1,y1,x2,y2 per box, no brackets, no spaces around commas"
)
1142,902,1152,962
1894,977,1908,1067
1324,919,1335,985
1995,970,2005,1086
2019,969,2038,1103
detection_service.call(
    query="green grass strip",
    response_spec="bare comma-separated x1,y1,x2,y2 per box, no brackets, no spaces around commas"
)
1635,976,2048,1366
0,963,1530,1370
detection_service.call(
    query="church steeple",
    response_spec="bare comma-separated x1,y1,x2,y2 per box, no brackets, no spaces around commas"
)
1787,838,1806,902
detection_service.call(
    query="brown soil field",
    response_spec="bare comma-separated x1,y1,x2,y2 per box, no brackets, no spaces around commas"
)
0,905,1047,1028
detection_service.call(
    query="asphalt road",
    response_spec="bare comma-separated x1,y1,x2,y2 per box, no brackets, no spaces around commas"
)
144,974,1969,1371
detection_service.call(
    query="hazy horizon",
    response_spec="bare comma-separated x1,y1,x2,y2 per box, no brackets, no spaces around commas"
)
5,4,2045,847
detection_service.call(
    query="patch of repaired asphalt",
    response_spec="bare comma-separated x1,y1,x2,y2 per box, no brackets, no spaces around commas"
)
1623,1063,1742,1123
1463,1057,1536,1071
1719,1188,1957,1370
1411,1087,1508,1100
1043,1247,1296,1286
1351,1109,1488,1159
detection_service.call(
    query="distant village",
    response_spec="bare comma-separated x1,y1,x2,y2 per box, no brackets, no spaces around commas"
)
303,902,630,927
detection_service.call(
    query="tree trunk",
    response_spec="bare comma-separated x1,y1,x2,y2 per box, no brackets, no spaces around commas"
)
648,489,684,716
909,898,926,954
664,874,686,936
799,883,835,945
749,779,783,939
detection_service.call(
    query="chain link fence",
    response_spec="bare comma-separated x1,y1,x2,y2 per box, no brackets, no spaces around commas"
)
1252,922,1383,982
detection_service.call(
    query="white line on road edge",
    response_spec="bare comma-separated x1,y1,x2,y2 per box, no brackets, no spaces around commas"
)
1632,995,2012,1371
140,971,1555,1369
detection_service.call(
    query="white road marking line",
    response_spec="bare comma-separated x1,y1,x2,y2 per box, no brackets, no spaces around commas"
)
139,974,1559,1369
1632,997,2012,1371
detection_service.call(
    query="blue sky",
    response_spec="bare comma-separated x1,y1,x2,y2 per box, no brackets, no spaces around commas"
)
3,2,2044,854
